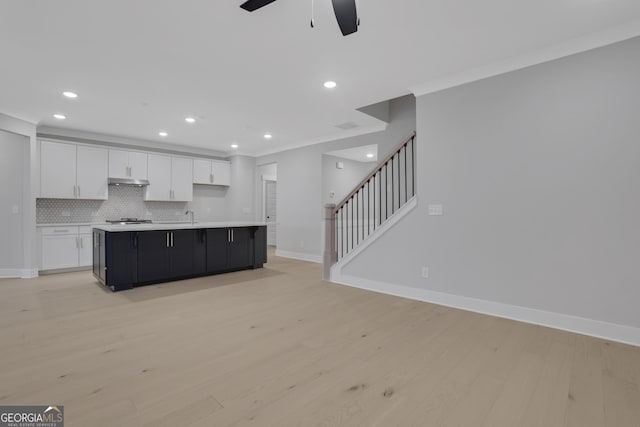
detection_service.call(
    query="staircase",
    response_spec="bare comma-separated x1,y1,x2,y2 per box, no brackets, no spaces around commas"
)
324,131,417,279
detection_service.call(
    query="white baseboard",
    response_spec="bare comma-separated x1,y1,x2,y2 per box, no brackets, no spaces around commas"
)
332,273,640,347
0,268,39,279
275,250,322,264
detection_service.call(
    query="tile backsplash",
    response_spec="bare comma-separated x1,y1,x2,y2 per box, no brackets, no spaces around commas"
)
37,185,188,224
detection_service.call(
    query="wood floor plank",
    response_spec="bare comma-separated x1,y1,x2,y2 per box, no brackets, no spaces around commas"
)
0,251,639,426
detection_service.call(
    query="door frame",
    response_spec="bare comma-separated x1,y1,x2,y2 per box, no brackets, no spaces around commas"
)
261,175,277,246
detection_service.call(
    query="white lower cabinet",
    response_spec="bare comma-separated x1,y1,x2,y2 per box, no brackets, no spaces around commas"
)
40,226,93,270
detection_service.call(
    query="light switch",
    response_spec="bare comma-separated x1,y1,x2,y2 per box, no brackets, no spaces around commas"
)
336,162,344,169
428,204,444,216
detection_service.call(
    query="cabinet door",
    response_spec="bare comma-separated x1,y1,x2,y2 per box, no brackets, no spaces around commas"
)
128,151,148,179
193,229,207,275
168,230,195,279
228,227,252,269
41,234,79,270
78,233,93,267
145,154,172,201
137,230,169,283
105,231,137,291
77,146,108,200
206,228,229,273
171,157,193,201
108,149,129,178
211,161,231,186
193,159,212,184
40,141,76,199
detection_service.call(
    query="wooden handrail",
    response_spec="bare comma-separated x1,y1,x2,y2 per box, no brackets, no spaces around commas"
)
334,131,416,212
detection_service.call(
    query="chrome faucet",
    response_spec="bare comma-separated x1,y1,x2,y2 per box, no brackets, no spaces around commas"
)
185,210,195,224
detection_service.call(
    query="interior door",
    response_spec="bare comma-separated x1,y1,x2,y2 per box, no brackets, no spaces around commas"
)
265,180,277,246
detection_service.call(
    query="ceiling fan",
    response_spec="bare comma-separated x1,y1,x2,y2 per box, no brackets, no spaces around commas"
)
240,0,359,36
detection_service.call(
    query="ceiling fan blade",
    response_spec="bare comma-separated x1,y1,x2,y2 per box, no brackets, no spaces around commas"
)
240,0,278,12
331,0,358,36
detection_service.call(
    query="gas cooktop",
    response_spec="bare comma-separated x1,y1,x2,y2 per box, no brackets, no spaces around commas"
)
105,218,153,225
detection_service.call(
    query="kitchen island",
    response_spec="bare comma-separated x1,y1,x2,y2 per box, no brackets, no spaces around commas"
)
92,222,267,292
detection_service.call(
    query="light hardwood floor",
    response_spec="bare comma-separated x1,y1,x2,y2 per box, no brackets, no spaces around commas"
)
1,251,639,426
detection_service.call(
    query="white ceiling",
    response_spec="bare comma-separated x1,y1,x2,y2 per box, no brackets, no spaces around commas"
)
1,1,640,156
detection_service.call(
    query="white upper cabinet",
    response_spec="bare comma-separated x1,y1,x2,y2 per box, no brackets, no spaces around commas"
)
145,154,193,201
193,159,231,186
171,157,194,201
40,140,108,200
40,141,76,199
108,149,147,179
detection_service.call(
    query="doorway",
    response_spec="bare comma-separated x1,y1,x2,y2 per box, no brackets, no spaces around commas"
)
264,180,277,246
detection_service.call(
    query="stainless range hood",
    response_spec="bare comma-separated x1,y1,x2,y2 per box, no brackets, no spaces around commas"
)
108,177,150,187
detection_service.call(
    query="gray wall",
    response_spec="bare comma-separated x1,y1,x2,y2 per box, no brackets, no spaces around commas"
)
257,95,416,260
322,155,372,206
224,155,256,221
0,130,27,272
343,37,640,328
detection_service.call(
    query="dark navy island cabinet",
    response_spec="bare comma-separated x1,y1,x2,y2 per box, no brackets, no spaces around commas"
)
93,225,267,292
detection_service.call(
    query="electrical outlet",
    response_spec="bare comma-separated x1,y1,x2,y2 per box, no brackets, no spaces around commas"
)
421,266,429,278
428,204,444,216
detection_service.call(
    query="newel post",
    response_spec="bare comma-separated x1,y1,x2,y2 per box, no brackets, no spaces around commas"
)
323,203,337,281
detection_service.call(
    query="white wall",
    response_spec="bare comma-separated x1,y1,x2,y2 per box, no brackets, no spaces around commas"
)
0,113,37,278
257,95,416,262
0,130,26,272
340,36,640,342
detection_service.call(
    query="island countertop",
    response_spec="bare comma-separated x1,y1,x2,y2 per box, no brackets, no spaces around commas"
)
93,221,267,232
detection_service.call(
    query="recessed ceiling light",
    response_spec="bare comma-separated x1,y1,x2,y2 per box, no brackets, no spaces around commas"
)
185,117,196,123
264,133,272,140
366,153,374,158
62,91,78,99
231,144,239,149
324,81,337,89
53,114,66,120
158,131,168,137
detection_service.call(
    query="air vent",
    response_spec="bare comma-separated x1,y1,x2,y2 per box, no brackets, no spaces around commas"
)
335,121,358,130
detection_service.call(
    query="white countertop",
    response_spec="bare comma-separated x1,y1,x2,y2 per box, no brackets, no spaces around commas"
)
93,221,267,232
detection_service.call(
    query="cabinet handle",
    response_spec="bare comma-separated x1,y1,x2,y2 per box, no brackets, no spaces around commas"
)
78,186,81,197
227,229,230,242
166,232,170,247
53,229,70,233
231,229,234,242
80,237,83,248
73,186,77,197
210,173,213,184
94,232,98,248
171,232,174,247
